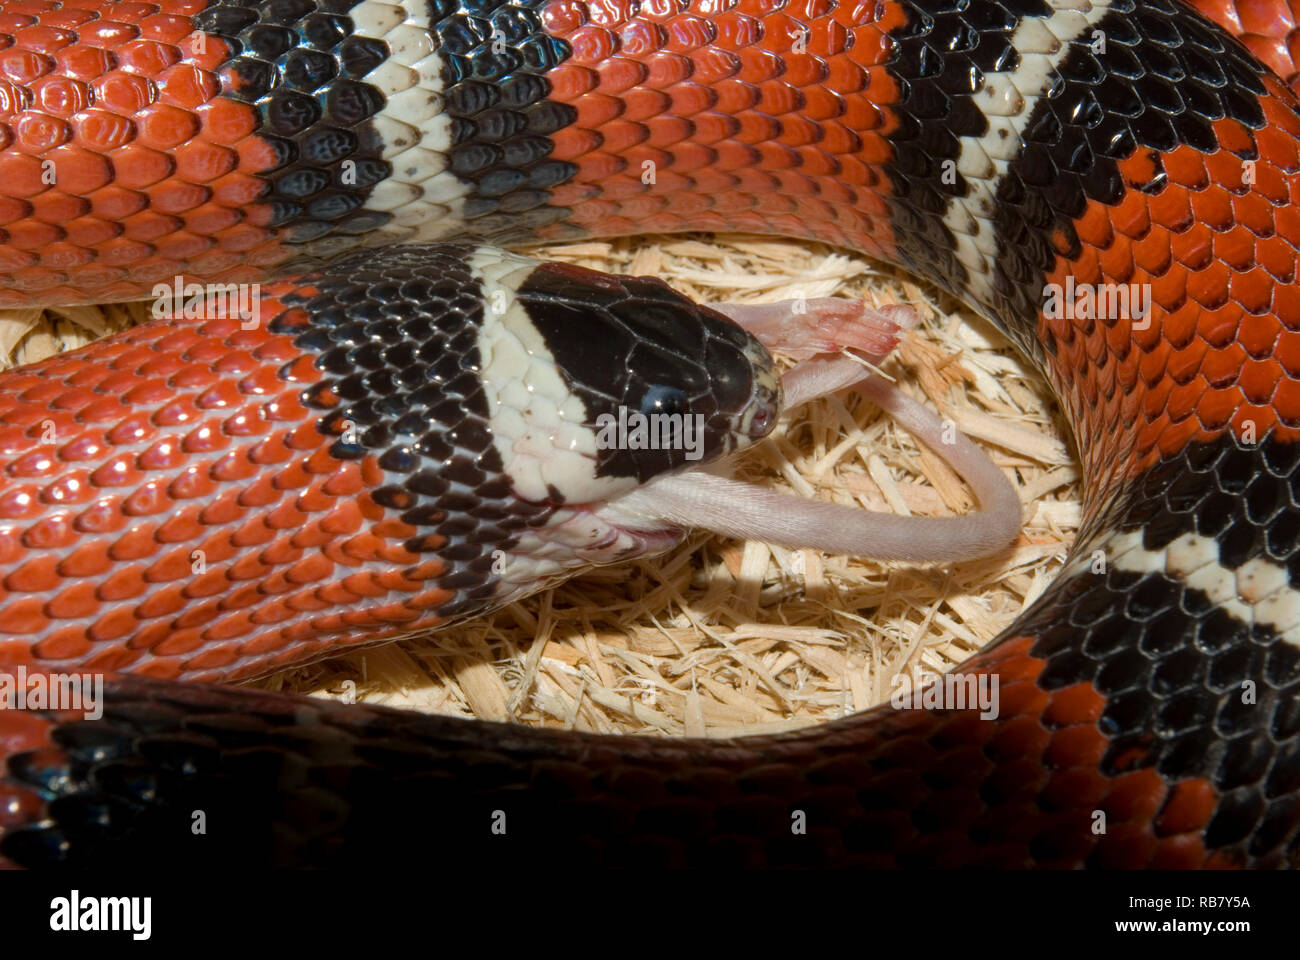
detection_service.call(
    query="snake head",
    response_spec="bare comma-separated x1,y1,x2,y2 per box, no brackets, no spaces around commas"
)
466,250,783,597
479,254,782,508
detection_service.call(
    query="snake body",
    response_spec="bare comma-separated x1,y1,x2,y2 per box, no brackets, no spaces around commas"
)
1,0,1300,867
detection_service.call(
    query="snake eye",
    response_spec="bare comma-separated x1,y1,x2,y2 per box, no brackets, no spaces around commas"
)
640,384,688,418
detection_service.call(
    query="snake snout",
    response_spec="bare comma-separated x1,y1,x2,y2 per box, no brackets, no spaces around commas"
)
734,336,782,443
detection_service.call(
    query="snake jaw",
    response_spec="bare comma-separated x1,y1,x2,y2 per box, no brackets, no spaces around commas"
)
487,498,689,606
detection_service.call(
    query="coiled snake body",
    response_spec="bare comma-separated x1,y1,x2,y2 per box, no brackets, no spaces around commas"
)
1,0,1300,868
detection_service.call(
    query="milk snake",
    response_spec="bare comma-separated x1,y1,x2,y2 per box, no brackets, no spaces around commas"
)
0,0,1298,868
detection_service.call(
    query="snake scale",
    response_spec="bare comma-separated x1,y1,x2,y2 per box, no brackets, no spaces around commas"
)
0,0,1299,868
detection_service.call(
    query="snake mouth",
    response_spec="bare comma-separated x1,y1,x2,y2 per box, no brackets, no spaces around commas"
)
584,505,689,557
